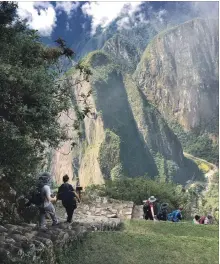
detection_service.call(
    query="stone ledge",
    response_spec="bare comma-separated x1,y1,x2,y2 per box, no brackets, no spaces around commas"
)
0,216,122,264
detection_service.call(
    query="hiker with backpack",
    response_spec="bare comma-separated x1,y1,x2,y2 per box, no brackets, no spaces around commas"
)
143,196,158,220
57,174,80,223
167,208,183,222
157,203,169,221
26,172,58,229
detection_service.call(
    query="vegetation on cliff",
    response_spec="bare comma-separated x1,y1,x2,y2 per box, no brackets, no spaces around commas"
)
86,177,189,211
134,18,219,157
170,121,219,165
98,129,122,180
0,2,90,192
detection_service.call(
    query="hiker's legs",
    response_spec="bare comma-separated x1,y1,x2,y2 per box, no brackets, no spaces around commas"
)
39,207,46,228
65,204,75,223
145,211,153,220
44,203,58,225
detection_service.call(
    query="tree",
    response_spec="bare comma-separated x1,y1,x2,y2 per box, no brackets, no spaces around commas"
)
0,2,91,193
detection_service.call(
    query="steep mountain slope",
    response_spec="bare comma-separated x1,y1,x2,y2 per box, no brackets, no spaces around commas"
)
50,18,219,187
64,51,203,187
134,18,219,134
103,34,140,73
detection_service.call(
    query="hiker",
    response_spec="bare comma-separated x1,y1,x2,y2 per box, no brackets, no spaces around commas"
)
38,173,58,229
26,172,58,229
57,174,80,223
157,203,169,221
143,196,158,220
193,215,200,224
167,208,183,222
199,214,213,225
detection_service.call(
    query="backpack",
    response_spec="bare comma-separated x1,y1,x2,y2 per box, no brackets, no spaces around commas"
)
143,201,151,214
29,186,44,206
157,204,168,221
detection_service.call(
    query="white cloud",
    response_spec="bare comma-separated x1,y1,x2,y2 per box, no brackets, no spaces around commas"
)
117,17,130,30
81,2,142,35
56,1,79,17
17,2,56,36
66,22,71,31
157,9,167,23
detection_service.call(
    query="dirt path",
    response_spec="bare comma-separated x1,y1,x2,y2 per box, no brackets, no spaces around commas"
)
184,152,218,187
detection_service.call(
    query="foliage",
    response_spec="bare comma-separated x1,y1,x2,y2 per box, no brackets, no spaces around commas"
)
197,162,210,174
170,121,219,165
57,220,218,264
0,2,91,193
98,129,121,179
110,163,124,180
86,177,189,210
199,172,219,222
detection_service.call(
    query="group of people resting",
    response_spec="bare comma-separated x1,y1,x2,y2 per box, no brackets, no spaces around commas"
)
143,196,213,224
26,172,80,230
193,214,213,225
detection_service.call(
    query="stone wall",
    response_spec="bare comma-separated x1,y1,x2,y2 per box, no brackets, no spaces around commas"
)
56,196,134,220
0,217,122,264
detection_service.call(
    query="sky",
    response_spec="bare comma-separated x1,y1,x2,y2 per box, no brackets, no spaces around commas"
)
16,1,219,48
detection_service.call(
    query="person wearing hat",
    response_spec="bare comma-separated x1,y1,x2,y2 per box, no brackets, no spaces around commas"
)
143,196,158,220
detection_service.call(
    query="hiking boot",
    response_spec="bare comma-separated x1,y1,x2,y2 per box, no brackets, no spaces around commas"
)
39,225,48,231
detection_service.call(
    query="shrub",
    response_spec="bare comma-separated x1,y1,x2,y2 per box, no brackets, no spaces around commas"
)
86,177,189,210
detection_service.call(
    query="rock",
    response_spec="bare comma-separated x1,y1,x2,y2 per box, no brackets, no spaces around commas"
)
0,226,7,233
106,214,117,218
135,18,218,134
0,206,123,264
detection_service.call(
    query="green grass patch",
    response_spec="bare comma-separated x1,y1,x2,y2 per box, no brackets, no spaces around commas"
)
57,220,218,264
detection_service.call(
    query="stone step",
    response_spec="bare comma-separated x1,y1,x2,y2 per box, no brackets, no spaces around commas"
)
0,216,122,264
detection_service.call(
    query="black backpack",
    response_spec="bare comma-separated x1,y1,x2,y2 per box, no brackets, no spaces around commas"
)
157,203,168,221
28,187,43,206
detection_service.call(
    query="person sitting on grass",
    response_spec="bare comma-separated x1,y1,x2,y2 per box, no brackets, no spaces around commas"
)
57,174,80,223
199,214,213,225
193,215,200,224
167,208,183,222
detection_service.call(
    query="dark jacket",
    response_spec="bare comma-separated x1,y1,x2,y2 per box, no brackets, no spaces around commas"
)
57,183,76,206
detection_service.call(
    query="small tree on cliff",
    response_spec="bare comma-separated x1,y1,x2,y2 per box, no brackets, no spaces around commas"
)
0,2,91,192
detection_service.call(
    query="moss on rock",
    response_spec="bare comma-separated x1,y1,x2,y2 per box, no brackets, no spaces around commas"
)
98,129,121,180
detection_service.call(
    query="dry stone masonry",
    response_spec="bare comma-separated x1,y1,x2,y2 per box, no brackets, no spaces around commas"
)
0,195,138,264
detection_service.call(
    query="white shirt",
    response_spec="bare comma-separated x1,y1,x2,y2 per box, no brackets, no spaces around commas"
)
41,185,51,207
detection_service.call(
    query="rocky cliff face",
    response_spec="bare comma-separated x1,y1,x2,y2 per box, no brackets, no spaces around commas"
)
135,18,219,134
49,18,218,186
63,51,202,185
103,34,140,73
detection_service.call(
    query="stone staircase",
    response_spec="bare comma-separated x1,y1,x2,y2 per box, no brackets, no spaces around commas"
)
0,196,142,264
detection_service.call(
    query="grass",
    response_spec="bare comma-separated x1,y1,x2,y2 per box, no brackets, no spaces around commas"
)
57,220,218,264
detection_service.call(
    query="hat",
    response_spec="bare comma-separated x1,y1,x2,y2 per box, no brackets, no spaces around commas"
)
161,203,168,209
38,172,52,186
148,196,157,203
